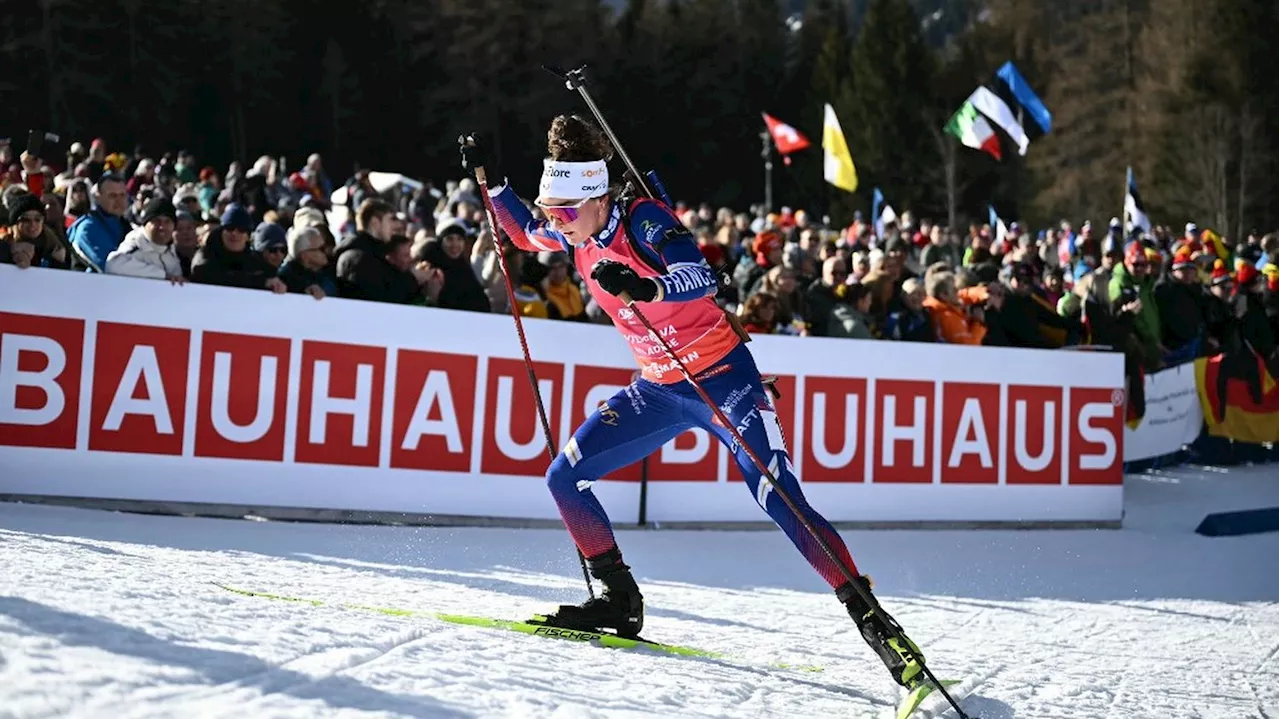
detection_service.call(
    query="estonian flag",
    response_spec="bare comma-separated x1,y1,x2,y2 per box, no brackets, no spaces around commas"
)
1124,167,1151,235
995,61,1051,133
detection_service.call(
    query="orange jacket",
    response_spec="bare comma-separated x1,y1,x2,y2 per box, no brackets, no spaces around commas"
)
923,296,987,345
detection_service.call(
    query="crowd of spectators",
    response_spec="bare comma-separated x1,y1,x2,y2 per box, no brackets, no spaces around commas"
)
1,137,1276,385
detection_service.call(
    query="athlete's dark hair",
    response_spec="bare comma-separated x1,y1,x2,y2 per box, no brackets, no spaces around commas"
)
547,114,613,163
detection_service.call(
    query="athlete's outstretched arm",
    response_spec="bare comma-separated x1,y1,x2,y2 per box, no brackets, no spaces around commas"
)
486,183,569,254
628,200,718,303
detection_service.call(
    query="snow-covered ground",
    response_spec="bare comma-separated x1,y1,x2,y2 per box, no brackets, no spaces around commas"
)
1,463,1276,719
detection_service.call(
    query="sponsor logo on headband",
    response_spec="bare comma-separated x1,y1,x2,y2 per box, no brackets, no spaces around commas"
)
581,168,606,178
581,181,608,194
544,168,571,178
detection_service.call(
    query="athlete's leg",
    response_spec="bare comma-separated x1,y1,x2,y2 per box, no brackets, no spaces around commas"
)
686,345,925,688
543,380,687,636
686,356,860,589
546,381,687,559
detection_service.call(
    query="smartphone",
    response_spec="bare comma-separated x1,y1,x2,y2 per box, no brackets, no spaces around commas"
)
25,130,60,159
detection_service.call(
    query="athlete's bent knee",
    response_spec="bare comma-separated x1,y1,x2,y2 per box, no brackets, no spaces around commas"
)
546,437,589,498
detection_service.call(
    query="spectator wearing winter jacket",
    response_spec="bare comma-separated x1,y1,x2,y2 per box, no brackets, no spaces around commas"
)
5,192,70,269
422,220,492,314
882,278,935,342
278,226,336,300
923,272,986,345
998,261,1079,349
919,225,962,270
1109,242,1163,370
537,250,586,321
736,230,782,298
827,282,876,340
1154,247,1208,362
252,221,289,270
190,204,286,293
68,173,129,272
334,198,425,304
805,256,849,336
104,197,183,283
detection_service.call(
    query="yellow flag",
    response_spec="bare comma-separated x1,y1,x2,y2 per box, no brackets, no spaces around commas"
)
822,103,858,192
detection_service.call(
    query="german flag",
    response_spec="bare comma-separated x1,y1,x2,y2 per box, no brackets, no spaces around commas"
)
1195,347,1279,444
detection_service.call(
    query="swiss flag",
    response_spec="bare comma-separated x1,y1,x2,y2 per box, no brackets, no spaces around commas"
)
762,112,810,155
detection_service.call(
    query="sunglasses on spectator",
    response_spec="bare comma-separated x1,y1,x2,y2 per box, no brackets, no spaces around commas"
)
536,197,593,225
1130,261,1149,268
264,246,286,254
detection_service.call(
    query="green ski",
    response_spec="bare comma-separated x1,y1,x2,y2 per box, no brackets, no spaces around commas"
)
213,583,822,673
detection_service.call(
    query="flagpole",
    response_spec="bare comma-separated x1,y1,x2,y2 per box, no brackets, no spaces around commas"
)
760,129,773,212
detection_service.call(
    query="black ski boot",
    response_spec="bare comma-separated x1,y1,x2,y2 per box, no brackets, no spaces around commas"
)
543,548,645,638
837,575,925,689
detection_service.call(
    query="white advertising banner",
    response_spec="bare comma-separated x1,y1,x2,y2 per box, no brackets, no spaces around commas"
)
0,266,1126,523
1122,363,1204,462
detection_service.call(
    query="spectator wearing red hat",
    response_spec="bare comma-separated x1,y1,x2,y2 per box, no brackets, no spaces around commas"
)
197,167,220,217
1227,262,1278,375
735,229,782,298
1155,246,1209,363
1109,241,1164,370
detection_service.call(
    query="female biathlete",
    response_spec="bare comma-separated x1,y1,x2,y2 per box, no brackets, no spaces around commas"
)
460,116,924,690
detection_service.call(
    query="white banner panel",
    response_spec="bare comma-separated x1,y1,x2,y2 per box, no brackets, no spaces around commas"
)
0,266,1125,522
1123,363,1204,462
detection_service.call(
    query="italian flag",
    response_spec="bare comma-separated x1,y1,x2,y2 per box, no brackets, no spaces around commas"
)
944,101,1002,160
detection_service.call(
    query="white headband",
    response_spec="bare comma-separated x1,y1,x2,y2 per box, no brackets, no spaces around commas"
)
538,159,609,203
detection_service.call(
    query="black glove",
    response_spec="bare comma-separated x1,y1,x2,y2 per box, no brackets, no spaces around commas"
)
591,259,660,302
458,134,497,180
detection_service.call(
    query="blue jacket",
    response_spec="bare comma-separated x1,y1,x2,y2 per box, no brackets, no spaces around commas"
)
68,210,127,272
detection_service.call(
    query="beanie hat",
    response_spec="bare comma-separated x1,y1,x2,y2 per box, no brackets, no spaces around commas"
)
1171,247,1194,271
699,243,724,267
753,231,783,267
172,187,199,207
1264,263,1279,292
140,197,176,225
1124,241,1145,265
436,218,475,239
1210,260,1232,286
287,225,323,258
292,206,326,231
252,221,287,252
8,193,44,226
220,203,254,232
1236,263,1259,288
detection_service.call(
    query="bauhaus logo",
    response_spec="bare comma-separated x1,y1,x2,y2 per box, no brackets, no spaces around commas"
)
0,311,1122,485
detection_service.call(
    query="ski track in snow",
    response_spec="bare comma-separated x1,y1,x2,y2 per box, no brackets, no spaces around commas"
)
0,464,1276,719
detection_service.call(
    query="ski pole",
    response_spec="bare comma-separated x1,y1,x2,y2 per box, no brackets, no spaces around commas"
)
465,140,595,600
616,295,973,719
542,64,655,201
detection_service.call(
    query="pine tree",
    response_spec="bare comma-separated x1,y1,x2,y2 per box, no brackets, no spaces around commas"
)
1021,0,1136,227
318,39,362,156
195,0,295,163
842,0,939,219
